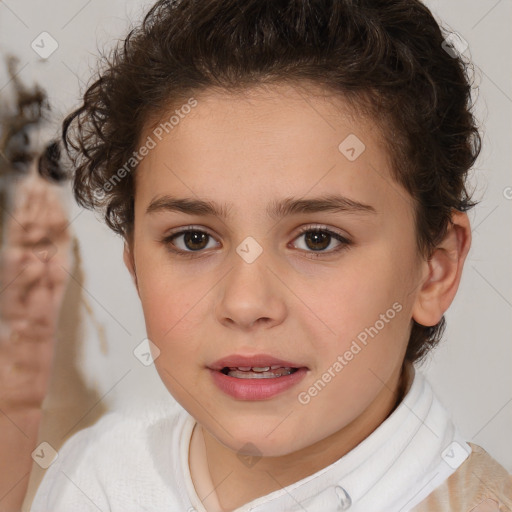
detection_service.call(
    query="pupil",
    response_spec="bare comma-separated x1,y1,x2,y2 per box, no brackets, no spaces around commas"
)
305,231,329,251
184,231,207,250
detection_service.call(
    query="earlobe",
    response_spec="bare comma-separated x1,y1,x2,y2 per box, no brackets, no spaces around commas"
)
412,211,472,327
123,241,139,293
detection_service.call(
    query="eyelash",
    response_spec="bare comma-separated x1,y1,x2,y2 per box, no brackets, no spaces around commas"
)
160,224,352,260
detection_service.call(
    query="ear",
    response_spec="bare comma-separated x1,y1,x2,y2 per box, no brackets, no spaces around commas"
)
412,210,471,327
123,240,139,294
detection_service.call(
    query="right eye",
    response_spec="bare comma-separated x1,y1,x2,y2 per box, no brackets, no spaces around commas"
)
161,227,220,258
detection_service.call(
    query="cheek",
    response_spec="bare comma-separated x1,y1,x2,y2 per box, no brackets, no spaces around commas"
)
135,255,201,345
137,270,206,397
304,244,416,359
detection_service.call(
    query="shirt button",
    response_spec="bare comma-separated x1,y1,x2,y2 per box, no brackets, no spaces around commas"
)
335,485,352,510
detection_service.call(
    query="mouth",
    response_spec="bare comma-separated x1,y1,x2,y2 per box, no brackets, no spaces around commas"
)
209,354,308,400
220,366,299,379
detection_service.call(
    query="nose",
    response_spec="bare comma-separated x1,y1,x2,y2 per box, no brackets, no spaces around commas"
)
214,247,287,332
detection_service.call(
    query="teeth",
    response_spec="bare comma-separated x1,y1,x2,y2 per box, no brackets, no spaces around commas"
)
229,366,280,372
225,367,296,379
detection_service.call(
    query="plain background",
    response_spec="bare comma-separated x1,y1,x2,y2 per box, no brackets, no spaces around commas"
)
1,0,510,473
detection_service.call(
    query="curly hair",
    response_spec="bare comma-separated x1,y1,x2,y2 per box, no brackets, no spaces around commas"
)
62,0,481,365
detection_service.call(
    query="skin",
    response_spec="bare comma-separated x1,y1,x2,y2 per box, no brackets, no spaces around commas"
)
123,81,471,511
0,162,71,512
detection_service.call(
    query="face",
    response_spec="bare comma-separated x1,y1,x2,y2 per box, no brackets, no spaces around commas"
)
126,82,425,457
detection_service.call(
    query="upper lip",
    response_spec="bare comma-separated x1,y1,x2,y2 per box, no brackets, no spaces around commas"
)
209,354,307,371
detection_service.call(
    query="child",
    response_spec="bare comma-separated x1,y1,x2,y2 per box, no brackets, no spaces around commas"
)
30,0,512,510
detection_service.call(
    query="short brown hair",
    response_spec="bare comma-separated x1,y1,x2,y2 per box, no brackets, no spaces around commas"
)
62,0,481,365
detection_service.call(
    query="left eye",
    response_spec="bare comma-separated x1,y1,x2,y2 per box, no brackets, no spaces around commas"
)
291,227,351,254
161,226,351,257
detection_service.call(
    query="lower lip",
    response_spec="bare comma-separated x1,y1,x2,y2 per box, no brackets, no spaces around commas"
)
209,367,308,400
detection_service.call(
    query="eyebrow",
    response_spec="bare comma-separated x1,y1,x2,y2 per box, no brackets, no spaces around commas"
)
146,194,377,219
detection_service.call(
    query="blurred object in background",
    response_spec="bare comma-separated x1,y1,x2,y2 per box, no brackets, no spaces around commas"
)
0,54,106,512
1,55,68,246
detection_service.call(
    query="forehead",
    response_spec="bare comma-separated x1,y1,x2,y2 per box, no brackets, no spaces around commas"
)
134,82,412,218
139,81,384,158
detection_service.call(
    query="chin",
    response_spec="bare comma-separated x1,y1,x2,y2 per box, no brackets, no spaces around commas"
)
205,417,317,457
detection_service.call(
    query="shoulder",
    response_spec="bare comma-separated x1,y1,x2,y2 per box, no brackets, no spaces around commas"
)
412,442,512,511
30,398,188,511
60,397,185,461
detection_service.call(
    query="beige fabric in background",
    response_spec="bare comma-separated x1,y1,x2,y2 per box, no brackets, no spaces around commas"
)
412,442,512,511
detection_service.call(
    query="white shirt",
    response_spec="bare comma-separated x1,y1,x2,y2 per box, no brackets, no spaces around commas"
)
30,364,471,512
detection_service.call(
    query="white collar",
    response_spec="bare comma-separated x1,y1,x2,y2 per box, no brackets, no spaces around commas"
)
180,363,471,512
